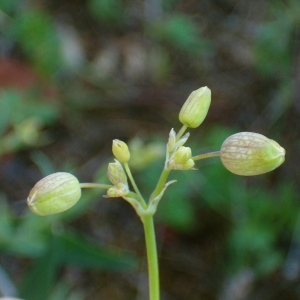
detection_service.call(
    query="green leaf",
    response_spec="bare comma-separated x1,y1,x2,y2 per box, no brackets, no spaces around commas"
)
0,89,58,127
48,281,84,300
8,213,50,257
19,236,59,300
0,199,14,248
88,0,124,24
148,14,211,56
8,9,62,75
54,230,137,270
0,0,18,13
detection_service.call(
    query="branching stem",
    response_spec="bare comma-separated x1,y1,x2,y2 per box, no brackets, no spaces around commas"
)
79,183,112,189
192,151,220,161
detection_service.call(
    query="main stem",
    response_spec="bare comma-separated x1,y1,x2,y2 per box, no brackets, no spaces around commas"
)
131,125,190,299
143,214,160,300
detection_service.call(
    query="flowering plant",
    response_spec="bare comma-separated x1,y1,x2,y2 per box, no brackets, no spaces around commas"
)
27,86,285,300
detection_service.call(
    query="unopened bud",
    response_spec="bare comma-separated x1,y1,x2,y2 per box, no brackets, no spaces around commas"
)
112,139,130,163
106,186,128,198
220,132,285,176
179,86,211,128
107,160,128,187
174,146,192,164
27,172,81,216
176,158,195,170
168,146,195,170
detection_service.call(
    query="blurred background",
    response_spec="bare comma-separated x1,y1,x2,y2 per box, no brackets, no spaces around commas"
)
0,0,299,299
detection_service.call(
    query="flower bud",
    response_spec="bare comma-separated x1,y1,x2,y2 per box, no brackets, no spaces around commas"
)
173,146,192,164
220,132,285,176
107,161,129,197
106,186,128,198
179,86,211,128
176,158,195,170
106,187,120,197
27,172,81,216
112,139,130,163
107,160,128,188
168,146,195,170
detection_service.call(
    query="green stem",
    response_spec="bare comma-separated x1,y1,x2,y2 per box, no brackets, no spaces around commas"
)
176,124,188,141
192,151,220,161
143,215,160,300
150,168,171,201
79,183,112,189
124,162,147,207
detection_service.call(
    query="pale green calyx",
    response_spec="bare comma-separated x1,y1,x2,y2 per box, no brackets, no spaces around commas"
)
106,160,129,197
179,86,211,128
220,132,285,176
167,146,195,170
112,139,130,163
27,172,81,216
106,186,128,197
107,160,128,186
174,146,192,164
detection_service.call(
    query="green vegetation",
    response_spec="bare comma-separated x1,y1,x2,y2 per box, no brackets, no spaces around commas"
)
0,0,297,299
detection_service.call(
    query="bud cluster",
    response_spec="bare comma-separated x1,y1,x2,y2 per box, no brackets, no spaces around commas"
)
167,146,195,170
26,85,286,220
106,160,129,197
